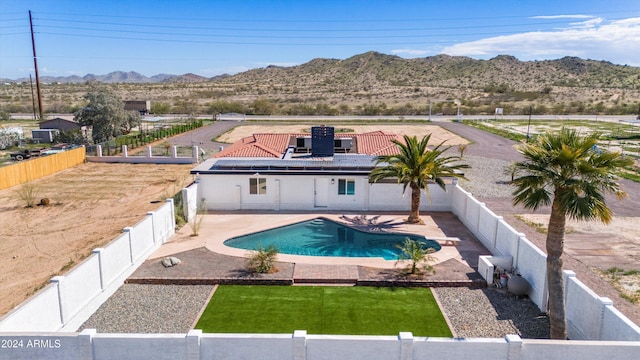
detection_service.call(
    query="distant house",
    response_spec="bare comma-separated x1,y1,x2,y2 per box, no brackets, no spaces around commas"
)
39,118,82,132
31,129,59,143
34,118,84,143
124,100,151,115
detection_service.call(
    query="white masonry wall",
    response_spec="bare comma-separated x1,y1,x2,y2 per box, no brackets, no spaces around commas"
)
0,200,175,333
196,173,453,212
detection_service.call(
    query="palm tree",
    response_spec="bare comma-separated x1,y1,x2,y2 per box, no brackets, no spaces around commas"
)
511,128,632,339
396,238,436,275
369,134,468,224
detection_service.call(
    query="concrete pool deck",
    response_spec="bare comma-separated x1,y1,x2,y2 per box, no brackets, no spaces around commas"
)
148,212,485,268
129,212,489,285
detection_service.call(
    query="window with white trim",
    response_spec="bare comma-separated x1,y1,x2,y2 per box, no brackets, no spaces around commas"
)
249,178,267,194
338,178,355,195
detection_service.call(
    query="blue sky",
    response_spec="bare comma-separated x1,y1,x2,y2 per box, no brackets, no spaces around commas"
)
1,0,640,79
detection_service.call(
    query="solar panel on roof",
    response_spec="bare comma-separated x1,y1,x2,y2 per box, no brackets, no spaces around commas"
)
209,154,377,172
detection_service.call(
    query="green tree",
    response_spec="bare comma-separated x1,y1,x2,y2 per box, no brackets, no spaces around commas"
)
369,134,468,224
151,102,171,114
172,99,199,115
53,129,89,145
207,100,244,115
251,98,276,115
510,128,633,339
74,82,140,143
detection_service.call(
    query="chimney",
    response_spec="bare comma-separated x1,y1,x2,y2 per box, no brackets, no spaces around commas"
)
311,125,334,157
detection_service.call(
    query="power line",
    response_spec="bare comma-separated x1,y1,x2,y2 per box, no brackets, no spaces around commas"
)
34,9,640,23
37,31,462,46
32,16,606,33
34,25,546,40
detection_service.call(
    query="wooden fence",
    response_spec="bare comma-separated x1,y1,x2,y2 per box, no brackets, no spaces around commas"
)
0,147,86,190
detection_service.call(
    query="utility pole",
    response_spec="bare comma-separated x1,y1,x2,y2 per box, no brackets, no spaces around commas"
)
29,74,37,120
526,105,532,142
29,10,44,120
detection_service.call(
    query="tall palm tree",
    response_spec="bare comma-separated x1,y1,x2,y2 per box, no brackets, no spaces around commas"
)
511,128,632,339
369,134,468,224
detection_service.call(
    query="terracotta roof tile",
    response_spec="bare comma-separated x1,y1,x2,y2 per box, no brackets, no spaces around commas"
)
214,131,405,158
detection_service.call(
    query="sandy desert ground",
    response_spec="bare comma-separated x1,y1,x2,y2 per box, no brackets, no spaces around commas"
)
0,163,193,315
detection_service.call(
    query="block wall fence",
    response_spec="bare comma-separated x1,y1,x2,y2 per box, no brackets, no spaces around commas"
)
1,330,639,360
0,182,639,360
450,184,640,342
0,199,175,333
86,145,199,164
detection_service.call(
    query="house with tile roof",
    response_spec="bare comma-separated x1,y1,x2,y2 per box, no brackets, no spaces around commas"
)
214,131,402,158
191,126,456,211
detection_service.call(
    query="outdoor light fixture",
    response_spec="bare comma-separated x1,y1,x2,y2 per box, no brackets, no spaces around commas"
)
331,179,335,184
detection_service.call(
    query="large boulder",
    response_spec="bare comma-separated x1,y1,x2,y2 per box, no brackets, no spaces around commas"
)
161,256,181,268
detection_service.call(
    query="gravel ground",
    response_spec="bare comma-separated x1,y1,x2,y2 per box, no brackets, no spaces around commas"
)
433,287,549,339
79,285,214,333
457,155,514,198
80,284,549,338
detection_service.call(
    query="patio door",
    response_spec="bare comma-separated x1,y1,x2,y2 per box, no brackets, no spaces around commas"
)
314,178,329,207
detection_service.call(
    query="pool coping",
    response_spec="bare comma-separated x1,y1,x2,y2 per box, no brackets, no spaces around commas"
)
148,212,482,270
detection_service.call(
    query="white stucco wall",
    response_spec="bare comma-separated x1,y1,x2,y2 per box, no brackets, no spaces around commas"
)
92,334,188,360
197,174,453,212
59,256,102,323
306,335,401,360
129,217,155,261
0,284,62,332
199,334,294,360
99,233,133,286
414,337,510,359
2,332,639,360
495,219,521,257
0,201,175,333
515,237,548,311
182,182,199,222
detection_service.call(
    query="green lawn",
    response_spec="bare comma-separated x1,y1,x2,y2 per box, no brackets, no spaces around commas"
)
194,285,452,337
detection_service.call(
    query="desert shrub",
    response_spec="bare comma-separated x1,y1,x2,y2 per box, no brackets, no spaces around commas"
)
15,182,39,208
246,244,279,274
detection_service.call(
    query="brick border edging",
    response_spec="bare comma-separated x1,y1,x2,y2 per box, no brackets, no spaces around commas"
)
125,278,293,285
356,280,487,288
125,277,486,288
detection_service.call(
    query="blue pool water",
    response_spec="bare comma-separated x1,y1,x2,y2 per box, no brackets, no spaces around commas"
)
223,217,441,260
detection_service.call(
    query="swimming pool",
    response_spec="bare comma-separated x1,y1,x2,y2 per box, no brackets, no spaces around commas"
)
223,217,441,260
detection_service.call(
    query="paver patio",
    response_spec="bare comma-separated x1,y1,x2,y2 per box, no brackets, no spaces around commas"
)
128,211,489,286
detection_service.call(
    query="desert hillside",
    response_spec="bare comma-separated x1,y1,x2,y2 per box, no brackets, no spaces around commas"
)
2,52,639,116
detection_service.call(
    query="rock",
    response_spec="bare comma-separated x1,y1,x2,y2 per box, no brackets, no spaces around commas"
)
161,256,181,268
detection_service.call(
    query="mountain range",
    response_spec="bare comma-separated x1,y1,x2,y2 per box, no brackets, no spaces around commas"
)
3,52,639,89
2,71,215,84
